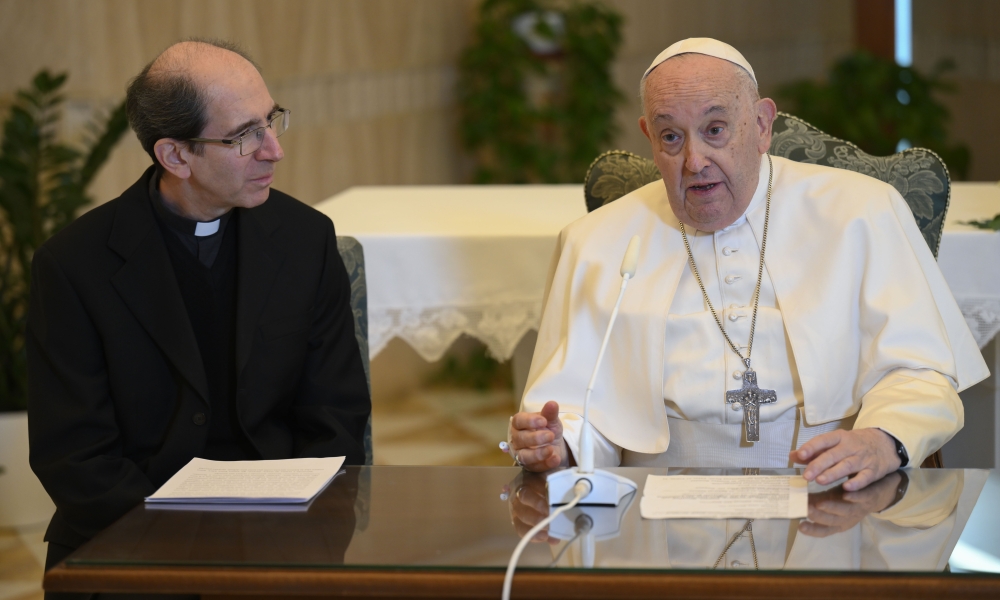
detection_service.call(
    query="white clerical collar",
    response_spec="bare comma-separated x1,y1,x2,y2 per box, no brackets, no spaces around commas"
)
719,156,770,233
194,220,221,237
149,168,231,238
718,214,747,233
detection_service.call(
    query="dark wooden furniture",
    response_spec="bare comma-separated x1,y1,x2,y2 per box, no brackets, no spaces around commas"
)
44,466,1000,599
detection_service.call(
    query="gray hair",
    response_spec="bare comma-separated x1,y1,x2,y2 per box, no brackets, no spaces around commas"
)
125,38,259,163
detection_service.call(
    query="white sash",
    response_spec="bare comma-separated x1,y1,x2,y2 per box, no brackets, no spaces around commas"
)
621,408,856,468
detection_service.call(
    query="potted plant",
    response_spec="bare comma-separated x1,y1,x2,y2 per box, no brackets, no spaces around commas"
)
777,51,970,179
457,0,623,184
0,70,128,526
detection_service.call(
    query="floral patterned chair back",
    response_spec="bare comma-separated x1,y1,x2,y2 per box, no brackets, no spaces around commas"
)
336,236,373,465
584,150,661,213
583,111,951,258
770,112,949,257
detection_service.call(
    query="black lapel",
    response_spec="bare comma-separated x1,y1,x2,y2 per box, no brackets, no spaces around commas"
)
235,199,283,377
108,168,210,404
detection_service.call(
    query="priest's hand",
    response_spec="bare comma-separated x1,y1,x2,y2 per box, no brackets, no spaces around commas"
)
509,401,571,472
790,428,902,492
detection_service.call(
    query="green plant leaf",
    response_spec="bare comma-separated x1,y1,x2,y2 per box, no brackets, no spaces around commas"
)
0,69,127,412
963,213,1000,231
458,0,622,183
79,101,128,189
777,51,971,179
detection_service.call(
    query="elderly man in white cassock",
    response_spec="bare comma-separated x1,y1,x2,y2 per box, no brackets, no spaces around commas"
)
509,38,989,492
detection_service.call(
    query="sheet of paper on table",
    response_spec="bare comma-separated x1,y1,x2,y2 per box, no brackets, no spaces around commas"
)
145,499,321,512
640,475,808,519
145,457,345,505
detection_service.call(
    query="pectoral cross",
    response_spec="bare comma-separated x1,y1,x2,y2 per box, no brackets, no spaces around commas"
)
726,362,777,443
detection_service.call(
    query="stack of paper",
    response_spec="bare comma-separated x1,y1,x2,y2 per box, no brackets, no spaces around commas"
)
145,457,346,507
640,475,808,519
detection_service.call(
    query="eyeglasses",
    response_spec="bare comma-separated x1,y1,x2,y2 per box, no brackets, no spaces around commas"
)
188,108,290,156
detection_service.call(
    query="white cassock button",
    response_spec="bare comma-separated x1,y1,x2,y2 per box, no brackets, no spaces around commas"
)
731,560,745,568
728,313,742,321
731,402,742,411
724,275,741,284
733,370,743,380
722,247,736,256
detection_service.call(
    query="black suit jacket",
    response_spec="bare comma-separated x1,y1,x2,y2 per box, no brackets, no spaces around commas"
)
27,167,371,549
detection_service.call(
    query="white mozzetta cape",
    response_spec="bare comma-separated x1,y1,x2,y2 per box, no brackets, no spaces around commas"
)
522,156,988,464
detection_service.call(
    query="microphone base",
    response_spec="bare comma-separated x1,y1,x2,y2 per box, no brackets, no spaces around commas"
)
547,467,636,506
547,488,636,542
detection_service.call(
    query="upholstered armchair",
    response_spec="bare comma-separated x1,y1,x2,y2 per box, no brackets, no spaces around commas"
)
336,236,374,466
584,112,951,258
582,113,950,467
584,149,661,213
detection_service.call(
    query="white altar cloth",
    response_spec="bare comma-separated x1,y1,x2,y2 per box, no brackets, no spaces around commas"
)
316,182,1000,361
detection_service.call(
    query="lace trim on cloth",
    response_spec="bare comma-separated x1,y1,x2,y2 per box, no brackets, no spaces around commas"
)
957,297,1000,349
368,298,1000,362
368,300,543,362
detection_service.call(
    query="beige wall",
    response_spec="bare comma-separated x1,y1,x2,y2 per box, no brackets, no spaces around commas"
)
914,0,1000,181
0,0,479,207
0,0,862,210
608,0,852,157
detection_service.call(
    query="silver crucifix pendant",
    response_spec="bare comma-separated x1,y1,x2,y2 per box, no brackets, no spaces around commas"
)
725,360,777,443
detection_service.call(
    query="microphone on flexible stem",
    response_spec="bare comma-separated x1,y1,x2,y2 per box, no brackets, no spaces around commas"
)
547,235,641,506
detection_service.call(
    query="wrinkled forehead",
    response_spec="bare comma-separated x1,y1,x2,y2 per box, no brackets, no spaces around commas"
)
650,53,750,90
644,55,750,115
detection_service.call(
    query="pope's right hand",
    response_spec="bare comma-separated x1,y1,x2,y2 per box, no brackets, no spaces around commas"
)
509,400,570,472
799,471,902,538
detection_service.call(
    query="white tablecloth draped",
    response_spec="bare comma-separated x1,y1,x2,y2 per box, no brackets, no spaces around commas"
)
316,182,1000,361
317,185,584,361
938,183,1000,348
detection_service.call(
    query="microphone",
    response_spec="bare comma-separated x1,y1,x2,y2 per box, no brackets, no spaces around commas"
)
547,235,641,506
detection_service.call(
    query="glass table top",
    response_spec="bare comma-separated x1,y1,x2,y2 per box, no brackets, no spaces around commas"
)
66,466,1000,576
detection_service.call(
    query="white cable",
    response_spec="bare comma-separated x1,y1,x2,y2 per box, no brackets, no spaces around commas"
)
502,479,592,600
547,514,592,567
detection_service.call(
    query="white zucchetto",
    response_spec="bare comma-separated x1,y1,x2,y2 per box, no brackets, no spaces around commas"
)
643,37,756,86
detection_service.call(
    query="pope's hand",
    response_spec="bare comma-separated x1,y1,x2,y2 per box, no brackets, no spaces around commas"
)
799,471,902,538
503,472,559,544
790,428,902,492
509,401,570,472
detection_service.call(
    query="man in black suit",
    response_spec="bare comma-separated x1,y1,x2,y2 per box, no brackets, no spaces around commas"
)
27,39,371,583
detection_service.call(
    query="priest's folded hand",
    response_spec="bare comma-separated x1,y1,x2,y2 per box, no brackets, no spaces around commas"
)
509,401,571,472
790,428,902,492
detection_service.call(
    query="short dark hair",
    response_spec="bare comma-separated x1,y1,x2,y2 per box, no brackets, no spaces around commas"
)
125,38,259,164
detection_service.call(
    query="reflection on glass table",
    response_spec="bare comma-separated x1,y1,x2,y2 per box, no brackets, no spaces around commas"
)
63,466,997,578
504,468,989,572
46,466,1000,599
